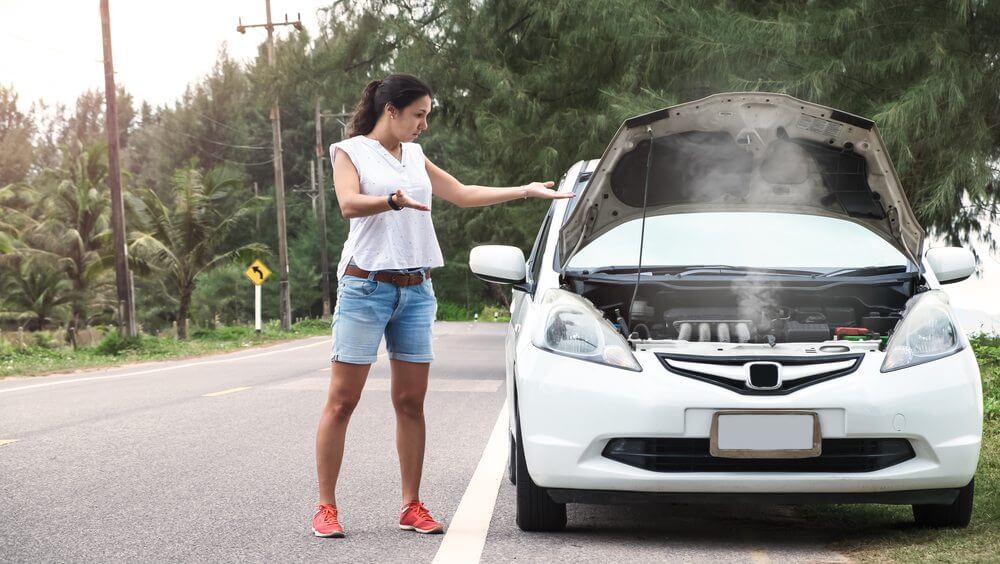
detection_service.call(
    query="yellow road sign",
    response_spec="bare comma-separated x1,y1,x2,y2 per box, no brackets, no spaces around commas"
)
245,259,272,285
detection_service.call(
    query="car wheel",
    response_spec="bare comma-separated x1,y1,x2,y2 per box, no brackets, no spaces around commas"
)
913,478,974,528
508,432,517,485
514,410,567,531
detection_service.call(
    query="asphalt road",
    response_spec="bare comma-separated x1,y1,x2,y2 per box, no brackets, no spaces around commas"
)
1,321,852,563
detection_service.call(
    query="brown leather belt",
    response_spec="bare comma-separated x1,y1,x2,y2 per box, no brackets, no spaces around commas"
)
344,264,430,287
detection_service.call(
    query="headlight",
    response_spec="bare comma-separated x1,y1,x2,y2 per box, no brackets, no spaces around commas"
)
881,290,965,372
532,289,641,372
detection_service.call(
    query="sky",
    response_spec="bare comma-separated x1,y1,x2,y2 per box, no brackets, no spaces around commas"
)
1,1,997,332
0,0,332,110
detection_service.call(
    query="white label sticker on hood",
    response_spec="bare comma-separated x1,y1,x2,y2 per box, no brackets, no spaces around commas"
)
797,114,842,137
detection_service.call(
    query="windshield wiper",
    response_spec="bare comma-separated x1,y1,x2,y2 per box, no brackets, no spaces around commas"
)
813,265,909,278
575,265,684,275
676,265,818,277
571,265,818,277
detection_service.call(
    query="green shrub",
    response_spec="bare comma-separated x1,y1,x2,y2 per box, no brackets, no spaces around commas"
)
973,338,1000,421
32,331,57,349
293,318,329,331
479,304,511,323
94,331,145,356
436,300,470,321
0,339,14,361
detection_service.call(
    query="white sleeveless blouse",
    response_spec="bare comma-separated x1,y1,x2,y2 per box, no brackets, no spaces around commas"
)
330,135,445,279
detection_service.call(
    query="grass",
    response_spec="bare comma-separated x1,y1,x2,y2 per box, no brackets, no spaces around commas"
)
0,318,332,379
803,335,1000,562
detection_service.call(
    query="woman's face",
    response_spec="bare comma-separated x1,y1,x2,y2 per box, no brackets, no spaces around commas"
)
387,95,432,141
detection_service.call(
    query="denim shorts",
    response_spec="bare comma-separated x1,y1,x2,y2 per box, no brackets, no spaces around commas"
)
329,271,437,364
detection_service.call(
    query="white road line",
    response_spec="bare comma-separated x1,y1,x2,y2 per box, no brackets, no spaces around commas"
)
433,400,508,564
202,386,251,397
0,338,328,395
0,439,18,447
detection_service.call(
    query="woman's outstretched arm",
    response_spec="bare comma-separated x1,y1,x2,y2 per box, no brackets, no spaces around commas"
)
425,157,574,208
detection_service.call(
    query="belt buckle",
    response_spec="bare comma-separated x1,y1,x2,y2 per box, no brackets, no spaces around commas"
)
389,271,423,286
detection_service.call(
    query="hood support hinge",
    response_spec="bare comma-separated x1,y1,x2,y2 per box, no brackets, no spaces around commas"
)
560,203,601,276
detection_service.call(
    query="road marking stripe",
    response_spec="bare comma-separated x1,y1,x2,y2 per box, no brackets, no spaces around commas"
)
0,338,328,395
433,400,508,564
202,386,251,397
0,439,18,447
750,549,771,563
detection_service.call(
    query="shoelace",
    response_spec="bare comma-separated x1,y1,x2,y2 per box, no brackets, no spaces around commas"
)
407,503,434,523
317,505,340,526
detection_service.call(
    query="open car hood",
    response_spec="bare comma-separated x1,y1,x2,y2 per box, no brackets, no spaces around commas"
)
558,93,924,269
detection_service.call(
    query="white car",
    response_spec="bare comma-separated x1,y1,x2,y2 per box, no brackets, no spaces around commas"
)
470,92,982,531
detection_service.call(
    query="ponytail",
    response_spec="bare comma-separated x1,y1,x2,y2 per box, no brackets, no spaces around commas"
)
345,74,433,138
346,79,382,137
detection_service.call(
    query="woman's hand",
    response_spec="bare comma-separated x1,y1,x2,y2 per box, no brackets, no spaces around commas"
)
523,181,575,200
393,189,431,211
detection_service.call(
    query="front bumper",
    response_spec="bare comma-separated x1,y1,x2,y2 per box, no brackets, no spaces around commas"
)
515,345,982,495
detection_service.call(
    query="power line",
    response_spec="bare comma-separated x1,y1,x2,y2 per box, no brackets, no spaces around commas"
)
189,109,256,136
156,123,271,150
192,146,276,167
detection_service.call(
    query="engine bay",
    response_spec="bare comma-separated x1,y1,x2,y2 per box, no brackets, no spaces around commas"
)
562,274,919,346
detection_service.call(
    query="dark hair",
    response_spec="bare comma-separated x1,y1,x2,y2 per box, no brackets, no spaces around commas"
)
346,73,433,137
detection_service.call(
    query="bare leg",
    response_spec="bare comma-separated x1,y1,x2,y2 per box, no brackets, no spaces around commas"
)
390,359,431,504
316,361,371,507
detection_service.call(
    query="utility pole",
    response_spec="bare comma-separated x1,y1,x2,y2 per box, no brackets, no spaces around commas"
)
100,0,136,338
253,181,260,232
314,99,331,319
314,101,351,319
236,1,303,331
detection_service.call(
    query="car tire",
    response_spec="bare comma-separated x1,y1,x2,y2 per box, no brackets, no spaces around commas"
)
514,410,567,531
913,478,974,528
508,432,517,485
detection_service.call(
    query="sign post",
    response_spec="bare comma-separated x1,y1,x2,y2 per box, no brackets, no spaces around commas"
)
255,285,262,333
244,259,273,334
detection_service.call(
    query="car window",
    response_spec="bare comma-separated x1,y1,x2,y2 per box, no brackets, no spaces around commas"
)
566,212,910,270
550,170,596,271
527,210,553,290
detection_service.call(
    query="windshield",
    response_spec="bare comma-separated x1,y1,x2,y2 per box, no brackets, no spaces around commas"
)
566,212,910,272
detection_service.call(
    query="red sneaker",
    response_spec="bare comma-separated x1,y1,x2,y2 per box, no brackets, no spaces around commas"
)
311,503,345,538
399,501,445,534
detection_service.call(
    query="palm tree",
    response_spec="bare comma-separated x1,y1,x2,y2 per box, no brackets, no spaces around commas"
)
15,144,115,343
129,165,268,339
0,255,73,331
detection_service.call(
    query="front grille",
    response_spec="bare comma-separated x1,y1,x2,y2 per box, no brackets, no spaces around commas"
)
657,353,863,395
603,438,914,473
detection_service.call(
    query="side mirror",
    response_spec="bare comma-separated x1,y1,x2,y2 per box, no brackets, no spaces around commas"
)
925,247,976,284
470,245,527,285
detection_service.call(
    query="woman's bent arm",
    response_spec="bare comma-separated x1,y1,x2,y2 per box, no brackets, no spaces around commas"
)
332,148,428,218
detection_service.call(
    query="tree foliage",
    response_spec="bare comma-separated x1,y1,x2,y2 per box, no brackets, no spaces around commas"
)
128,166,269,338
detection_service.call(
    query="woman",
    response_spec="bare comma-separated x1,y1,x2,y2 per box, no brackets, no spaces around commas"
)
312,73,573,538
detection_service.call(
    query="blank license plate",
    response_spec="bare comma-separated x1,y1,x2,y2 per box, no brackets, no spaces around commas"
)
710,411,821,458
